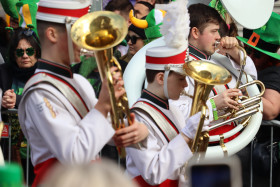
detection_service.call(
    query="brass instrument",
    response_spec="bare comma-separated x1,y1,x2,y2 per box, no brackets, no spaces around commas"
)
211,80,265,130
212,44,265,130
183,60,232,155
71,11,131,158
185,44,265,157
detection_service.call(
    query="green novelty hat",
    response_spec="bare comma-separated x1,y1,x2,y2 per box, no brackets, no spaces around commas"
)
0,0,19,19
237,12,280,60
16,0,39,35
0,163,24,187
129,9,165,42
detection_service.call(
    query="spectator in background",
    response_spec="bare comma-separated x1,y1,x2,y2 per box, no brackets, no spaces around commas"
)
0,18,9,64
104,0,133,58
133,1,154,18
121,23,147,63
0,26,40,184
237,12,280,187
105,0,133,26
0,27,40,110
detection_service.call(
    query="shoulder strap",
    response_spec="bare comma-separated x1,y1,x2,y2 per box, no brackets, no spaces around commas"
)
132,101,179,142
24,72,89,119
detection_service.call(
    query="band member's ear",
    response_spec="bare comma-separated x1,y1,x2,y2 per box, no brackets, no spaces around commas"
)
46,27,58,43
155,72,164,85
190,27,200,39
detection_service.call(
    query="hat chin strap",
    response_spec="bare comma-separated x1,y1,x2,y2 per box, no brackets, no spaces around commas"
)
163,66,170,99
65,17,75,64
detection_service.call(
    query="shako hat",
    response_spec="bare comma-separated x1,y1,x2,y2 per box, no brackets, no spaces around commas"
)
36,0,91,64
36,0,91,24
146,44,188,76
145,0,189,99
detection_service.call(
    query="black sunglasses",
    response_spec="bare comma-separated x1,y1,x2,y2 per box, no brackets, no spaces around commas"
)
126,35,141,44
16,47,35,57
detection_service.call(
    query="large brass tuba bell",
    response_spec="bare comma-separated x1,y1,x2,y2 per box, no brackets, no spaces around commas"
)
71,11,131,157
183,60,232,154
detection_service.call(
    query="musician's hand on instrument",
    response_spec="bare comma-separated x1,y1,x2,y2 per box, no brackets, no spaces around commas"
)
213,88,242,110
219,36,241,64
181,112,210,141
1,89,16,109
95,78,112,117
113,113,148,147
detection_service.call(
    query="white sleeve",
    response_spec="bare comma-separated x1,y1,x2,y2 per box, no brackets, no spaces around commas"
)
126,114,192,185
24,89,115,164
228,51,258,80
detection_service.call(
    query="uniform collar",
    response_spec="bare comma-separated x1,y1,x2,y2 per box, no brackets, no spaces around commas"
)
37,59,73,78
188,44,210,60
141,89,169,109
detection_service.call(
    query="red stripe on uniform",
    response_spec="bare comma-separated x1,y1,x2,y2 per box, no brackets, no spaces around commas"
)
212,87,218,95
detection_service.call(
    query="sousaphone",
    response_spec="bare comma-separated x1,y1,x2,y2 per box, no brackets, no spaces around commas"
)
124,0,273,158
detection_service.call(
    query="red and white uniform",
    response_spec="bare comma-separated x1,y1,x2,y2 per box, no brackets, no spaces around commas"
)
18,59,115,186
126,90,192,187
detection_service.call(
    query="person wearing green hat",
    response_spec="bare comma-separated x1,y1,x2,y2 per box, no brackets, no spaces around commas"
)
237,12,280,121
238,12,280,187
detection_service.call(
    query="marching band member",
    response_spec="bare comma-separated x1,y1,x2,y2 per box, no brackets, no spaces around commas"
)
126,42,211,187
126,1,211,186
18,1,148,186
172,3,258,142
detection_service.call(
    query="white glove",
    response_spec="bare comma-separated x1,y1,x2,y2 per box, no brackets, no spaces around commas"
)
181,112,210,140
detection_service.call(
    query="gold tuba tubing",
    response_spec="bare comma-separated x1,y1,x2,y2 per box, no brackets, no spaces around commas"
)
71,11,131,157
183,60,232,154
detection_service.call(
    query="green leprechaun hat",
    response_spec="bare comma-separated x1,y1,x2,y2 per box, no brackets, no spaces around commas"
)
237,12,280,60
129,8,166,43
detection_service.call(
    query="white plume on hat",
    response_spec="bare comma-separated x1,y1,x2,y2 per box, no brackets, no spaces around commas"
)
159,0,189,48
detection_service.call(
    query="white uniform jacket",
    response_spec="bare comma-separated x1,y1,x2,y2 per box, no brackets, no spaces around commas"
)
18,59,115,166
126,89,192,186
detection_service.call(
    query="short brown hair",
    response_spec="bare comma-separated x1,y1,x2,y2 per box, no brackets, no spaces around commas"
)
188,3,223,34
105,0,133,16
146,69,174,83
37,20,66,43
